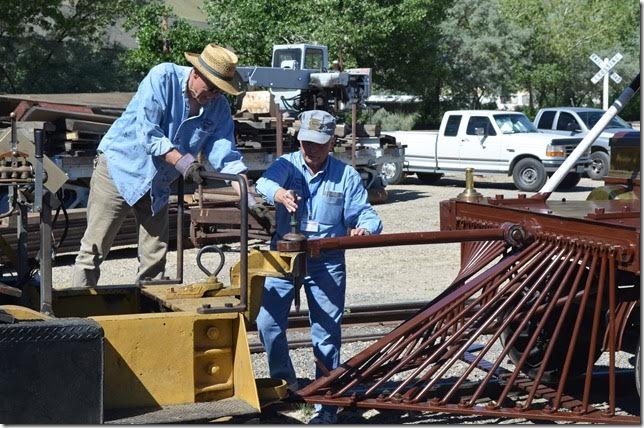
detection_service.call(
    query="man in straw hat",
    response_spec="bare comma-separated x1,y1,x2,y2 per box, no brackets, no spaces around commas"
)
255,110,383,424
71,43,266,287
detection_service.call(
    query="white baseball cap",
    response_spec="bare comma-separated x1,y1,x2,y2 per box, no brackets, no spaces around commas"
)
297,110,336,144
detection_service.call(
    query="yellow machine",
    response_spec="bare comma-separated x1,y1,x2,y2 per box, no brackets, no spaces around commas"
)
0,120,304,423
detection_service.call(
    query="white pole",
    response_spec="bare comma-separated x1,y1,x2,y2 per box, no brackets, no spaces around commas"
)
539,74,639,195
603,58,609,110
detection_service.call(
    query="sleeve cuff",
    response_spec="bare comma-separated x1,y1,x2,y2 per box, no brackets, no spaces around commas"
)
149,137,174,157
219,160,248,175
255,178,281,205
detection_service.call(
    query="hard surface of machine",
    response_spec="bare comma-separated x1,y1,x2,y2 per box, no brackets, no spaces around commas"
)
0,120,303,422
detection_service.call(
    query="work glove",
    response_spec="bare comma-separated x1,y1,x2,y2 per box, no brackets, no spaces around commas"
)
249,203,276,236
174,153,205,185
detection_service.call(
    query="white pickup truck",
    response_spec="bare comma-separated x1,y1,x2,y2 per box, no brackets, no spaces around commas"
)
385,110,590,192
533,107,635,180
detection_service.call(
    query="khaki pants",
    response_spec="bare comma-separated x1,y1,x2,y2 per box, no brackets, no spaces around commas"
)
70,153,169,287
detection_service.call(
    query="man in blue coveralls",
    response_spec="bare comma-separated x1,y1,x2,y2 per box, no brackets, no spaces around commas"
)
71,43,263,287
255,110,383,424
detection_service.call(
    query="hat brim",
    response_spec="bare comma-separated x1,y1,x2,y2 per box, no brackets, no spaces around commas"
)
298,128,333,144
184,52,242,96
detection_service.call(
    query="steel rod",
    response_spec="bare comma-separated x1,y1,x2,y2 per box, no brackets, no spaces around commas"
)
553,252,599,410
305,228,508,257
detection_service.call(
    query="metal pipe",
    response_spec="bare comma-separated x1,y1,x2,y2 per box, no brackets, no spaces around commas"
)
39,192,53,315
138,179,184,285
276,104,283,157
176,179,184,282
197,171,248,314
521,249,586,409
351,102,357,168
581,255,608,412
553,252,599,410
304,227,509,257
33,129,44,213
539,73,640,195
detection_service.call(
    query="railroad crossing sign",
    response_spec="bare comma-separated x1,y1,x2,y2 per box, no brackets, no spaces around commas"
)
589,52,622,109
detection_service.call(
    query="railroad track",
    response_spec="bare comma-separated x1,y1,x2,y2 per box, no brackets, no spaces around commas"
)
248,300,429,354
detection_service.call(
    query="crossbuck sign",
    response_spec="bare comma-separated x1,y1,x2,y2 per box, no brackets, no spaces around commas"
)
589,52,622,110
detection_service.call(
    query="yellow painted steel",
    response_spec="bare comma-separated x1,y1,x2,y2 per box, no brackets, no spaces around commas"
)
230,249,305,322
0,304,51,320
92,310,259,412
14,248,303,416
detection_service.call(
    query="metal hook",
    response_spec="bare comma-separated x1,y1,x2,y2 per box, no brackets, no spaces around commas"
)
196,245,225,277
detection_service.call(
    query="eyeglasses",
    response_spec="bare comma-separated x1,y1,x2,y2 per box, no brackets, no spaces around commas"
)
196,70,220,95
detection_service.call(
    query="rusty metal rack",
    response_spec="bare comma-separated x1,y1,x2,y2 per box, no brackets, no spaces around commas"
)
293,197,639,423
290,130,641,423
288,76,641,425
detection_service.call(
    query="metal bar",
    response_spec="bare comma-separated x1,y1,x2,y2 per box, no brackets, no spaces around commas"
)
297,241,540,397
39,192,53,315
197,171,248,314
298,397,640,424
608,250,616,416
494,243,572,407
522,248,587,409
138,179,184,285
33,129,44,213
553,251,599,410
373,242,553,399
467,242,564,405
581,255,608,412
351,103,356,168
539,73,640,195
305,228,508,257
276,104,283,157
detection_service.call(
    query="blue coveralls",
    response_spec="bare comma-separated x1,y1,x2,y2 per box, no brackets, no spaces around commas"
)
255,151,383,412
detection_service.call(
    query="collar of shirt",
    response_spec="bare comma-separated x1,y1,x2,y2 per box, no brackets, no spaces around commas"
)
298,151,329,181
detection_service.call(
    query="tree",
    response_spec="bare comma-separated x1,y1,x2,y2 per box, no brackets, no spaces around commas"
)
0,0,137,93
200,0,448,126
436,0,530,110
499,0,639,113
121,2,214,76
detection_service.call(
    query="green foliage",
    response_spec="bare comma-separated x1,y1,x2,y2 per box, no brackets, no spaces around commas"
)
121,1,213,75
498,0,639,110
436,0,530,109
0,0,137,93
0,0,638,124
365,108,419,131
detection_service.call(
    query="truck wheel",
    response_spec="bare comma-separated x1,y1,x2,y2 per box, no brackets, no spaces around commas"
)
417,172,443,185
587,151,610,180
512,158,546,192
382,161,404,185
556,172,581,190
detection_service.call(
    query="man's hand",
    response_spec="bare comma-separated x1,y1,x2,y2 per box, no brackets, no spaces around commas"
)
249,204,276,235
274,188,299,213
350,228,371,236
174,153,205,185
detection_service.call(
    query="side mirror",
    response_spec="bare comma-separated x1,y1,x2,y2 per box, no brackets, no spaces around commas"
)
474,127,486,137
566,122,581,133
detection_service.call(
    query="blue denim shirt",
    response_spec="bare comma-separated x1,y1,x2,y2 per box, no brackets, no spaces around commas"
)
256,151,383,259
98,63,247,214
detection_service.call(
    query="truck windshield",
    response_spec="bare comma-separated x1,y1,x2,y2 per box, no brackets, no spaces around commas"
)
493,114,538,134
577,111,631,129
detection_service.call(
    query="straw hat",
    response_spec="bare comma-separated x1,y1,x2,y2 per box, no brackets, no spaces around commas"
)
184,44,242,96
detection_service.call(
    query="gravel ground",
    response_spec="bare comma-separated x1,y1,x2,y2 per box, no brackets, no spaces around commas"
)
51,172,640,423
